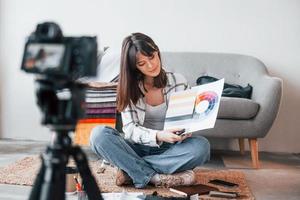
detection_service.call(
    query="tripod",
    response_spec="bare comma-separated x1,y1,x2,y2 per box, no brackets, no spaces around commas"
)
29,129,103,200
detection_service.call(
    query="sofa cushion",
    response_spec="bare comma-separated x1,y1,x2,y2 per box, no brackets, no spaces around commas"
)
218,97,259,119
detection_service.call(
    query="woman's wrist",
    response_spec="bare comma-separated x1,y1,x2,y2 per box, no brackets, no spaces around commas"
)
156,131,164,146
156,131,161,142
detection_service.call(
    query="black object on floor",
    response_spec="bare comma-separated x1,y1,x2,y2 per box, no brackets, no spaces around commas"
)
145,196,188,200
145,191,189,200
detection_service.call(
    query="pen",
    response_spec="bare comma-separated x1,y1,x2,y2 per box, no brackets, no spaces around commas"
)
73,176,82,191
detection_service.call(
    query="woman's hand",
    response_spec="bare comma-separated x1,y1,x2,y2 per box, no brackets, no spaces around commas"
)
180,133,192,141
156,128,192,143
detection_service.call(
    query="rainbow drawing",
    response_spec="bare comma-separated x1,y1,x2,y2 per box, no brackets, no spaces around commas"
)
193,91,218,119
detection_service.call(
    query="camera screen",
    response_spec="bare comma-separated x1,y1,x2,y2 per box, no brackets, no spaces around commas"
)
23,44,65,71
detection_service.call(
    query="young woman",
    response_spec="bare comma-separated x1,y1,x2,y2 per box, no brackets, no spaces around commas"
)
90,33,210,188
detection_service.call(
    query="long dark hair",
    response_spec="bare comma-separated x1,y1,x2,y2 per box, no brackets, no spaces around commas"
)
117,33,167,112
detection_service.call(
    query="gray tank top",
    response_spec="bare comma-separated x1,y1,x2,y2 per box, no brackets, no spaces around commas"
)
143,101,167,130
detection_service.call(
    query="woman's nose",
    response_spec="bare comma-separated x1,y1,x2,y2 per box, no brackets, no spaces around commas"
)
146,61,153,69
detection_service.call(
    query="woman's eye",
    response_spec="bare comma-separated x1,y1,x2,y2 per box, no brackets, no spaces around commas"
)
138,62,144,67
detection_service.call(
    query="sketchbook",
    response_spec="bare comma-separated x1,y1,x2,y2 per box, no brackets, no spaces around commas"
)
169,184,218,197
164,79,224,134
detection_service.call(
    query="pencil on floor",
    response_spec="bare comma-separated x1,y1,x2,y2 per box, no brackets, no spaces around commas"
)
97,160,106,173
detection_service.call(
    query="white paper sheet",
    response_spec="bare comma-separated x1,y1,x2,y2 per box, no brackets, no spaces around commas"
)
164,79,224,133
101,192,145,200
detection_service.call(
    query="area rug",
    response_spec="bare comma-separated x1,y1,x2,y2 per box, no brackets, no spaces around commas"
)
0,156,254,199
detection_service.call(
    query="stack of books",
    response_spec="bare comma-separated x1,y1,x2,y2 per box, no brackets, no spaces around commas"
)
74,82,118,145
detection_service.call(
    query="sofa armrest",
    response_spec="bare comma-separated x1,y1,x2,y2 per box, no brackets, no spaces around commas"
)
251,75,282,137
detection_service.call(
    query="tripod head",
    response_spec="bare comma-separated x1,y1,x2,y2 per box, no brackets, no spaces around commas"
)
35,78,86,132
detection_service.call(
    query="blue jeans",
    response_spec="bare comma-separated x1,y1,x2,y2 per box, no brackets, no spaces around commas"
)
90,126,210,188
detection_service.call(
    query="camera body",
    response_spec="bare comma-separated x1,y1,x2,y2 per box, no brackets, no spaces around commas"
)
21,22,97,80
21,22,98,128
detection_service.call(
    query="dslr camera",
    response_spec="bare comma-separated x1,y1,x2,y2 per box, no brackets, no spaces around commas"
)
21,22,97,80
21,22,98,128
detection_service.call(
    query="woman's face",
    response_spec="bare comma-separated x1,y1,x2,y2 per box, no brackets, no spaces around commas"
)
136,51,161,78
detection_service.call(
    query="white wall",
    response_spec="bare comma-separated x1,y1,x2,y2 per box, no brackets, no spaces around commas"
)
0,0,299,152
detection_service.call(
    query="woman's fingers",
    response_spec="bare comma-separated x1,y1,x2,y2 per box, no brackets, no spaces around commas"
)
172,134,182,141
180,133,192,140
181,135,188,140
158,131,184,143
168,128,184,131
167,128,185,134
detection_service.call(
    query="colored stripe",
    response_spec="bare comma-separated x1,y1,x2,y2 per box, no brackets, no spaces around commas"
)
78,118,116,123
85,107,116,114
165,114,194,122
169,92,196,101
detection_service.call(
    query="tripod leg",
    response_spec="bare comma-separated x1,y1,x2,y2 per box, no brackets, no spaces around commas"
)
29,147,67,200
29,155,45,200
71,146,103,200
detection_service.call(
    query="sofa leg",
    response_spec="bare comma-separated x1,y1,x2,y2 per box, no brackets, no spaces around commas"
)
238,138,245,155
248,138,260,169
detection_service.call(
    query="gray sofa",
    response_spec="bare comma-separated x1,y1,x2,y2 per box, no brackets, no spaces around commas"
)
162,52,282,168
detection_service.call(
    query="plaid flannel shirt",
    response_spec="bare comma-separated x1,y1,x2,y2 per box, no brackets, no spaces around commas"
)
121,71,189,147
